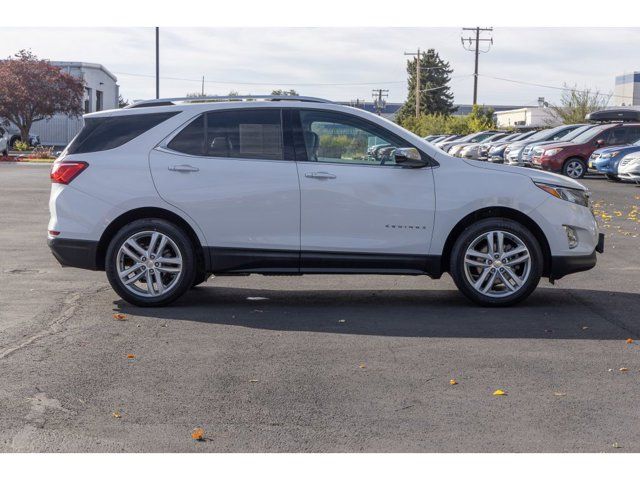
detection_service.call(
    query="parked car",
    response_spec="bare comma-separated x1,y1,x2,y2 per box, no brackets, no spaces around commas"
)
617,154,640,184
0,126,9,156
531,123,640,178
520,124,596,165
504,124,587,167
487,130,539,163
438,130,504,153
4,125,41,148
456,132,511,160
588,140,640,181
48,95,603,308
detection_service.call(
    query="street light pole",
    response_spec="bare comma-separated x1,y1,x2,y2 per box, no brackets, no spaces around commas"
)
155,27,160,99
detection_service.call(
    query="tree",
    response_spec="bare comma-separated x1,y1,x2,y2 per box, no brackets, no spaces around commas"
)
398,105,496,137
271,89,299,96
396,49,456,123
549,84,609,124
0,50,85,142
118,94,130,108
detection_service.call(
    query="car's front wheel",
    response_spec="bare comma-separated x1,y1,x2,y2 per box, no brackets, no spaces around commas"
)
105,219,196,307
449,218,543,307
562,158,586,179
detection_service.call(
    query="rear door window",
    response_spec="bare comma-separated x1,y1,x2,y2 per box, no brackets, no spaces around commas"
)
166,109,284,160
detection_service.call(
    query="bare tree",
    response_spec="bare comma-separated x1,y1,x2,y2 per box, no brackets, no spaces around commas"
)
549,84,610,124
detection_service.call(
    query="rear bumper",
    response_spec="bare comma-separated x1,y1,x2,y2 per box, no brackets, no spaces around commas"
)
48,237,100,270
549,234,604,280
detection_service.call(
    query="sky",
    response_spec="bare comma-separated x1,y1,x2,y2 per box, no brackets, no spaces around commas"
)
0,27,638,107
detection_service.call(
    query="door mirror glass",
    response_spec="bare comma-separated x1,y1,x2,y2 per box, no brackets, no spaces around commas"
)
595,138,605,146
394,147,426,168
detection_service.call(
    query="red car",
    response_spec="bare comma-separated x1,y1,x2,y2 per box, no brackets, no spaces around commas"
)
531,123,640,178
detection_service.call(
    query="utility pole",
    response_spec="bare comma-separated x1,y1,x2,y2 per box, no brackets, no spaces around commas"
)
404,49,421,116
461,27,493,105
155,27,160,99
371,89,389,115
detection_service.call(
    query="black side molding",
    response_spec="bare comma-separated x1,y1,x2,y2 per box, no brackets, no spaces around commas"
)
596,233,605,254
48,238,100,271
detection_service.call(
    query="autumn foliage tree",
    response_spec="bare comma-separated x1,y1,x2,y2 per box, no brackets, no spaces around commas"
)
0,50,85,142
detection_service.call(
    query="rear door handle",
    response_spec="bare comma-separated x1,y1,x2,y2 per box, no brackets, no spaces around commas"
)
168,164,199,172
305,172,336,179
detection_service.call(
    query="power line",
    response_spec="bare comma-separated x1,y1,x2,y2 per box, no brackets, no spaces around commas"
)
477,74,636,102
404,48,421,116
461,27,493,105
112,71,407,87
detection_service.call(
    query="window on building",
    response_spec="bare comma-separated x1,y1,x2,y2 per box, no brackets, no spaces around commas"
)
84,87,92,114
96,90,103,112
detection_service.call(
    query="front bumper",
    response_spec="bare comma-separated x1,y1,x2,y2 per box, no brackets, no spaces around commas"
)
48,237,100,270
548,234,603,280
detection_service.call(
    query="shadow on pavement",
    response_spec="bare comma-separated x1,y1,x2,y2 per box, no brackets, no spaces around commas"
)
113,285,640,340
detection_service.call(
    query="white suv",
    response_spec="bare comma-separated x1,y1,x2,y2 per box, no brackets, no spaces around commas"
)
48,96,604,307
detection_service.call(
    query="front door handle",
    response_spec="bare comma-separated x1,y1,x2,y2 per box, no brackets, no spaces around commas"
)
168,164,199,173
305,172,336,180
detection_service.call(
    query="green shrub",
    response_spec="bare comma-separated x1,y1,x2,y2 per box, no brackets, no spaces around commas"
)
26,146,55,159
14,140,30,151
398,105,497,136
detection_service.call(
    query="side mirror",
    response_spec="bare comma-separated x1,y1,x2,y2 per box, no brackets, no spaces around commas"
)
394,147,427,168
595,139,604,146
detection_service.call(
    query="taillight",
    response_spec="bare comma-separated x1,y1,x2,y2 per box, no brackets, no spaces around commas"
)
50,161,88,184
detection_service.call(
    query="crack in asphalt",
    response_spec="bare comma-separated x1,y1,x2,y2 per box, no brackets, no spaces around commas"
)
0,285,109,359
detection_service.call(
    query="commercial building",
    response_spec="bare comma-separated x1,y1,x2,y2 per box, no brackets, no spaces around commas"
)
29,62,119,147
613,72,640,107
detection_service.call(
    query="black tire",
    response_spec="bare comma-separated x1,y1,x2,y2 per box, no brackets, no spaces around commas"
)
105,218,196,307
562,157,586,179
605,174,621,182
191,271,211,288
1,149,7,157
449,218,543,307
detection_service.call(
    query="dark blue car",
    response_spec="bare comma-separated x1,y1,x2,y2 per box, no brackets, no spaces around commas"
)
589,141,640,181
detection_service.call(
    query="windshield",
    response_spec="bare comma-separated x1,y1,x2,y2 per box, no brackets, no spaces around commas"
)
525,126,569,142
570,125,609,144
469,132,499,143
561,124,596,141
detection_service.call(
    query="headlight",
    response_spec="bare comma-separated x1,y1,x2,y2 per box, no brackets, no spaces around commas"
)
601,152,620,159
544,148,563,156
535,182,590,207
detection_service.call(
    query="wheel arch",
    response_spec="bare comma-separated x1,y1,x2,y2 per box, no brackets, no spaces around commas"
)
440,206,552,277
96,207,207,271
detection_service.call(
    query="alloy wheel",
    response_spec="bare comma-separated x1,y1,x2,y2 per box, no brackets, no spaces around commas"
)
116,231,183,297
463,230,532,298
565,160,584,178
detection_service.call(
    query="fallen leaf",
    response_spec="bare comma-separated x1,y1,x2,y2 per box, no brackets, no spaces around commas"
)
553,392,566,396
449,379,458,385
608,368,613,372
112,411,122,418
191,427,205,441
492,389,507,396
612,442,622,449
626,338,634,344
338,319,346,323
126,354,135,359
582,326,589,330
113,313,126,321
359,363,366,369
249,379,259,383
619,367,629,372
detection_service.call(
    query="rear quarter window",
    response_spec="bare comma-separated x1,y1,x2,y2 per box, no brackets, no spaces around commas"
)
67,111,179,154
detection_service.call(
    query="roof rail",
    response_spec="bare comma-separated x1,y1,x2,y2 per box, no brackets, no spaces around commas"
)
127,95,333,109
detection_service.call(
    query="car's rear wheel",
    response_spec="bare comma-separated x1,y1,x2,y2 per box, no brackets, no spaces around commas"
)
562,158,586,179
605,173,621,182
449,218,543,307
106,219,196,307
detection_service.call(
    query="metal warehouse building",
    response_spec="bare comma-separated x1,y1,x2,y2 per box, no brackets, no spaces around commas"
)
29,62,119,147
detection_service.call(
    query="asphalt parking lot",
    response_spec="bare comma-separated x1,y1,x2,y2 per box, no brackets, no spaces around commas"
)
1,162,639,452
